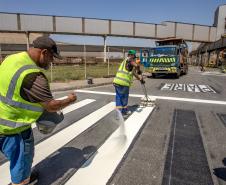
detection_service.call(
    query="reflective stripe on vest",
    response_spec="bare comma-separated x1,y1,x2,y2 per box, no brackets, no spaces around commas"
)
0,117,29,128
114,76,131,84
0,94,43,112
6,65,39,99
117,70,131,75
113,59,133,86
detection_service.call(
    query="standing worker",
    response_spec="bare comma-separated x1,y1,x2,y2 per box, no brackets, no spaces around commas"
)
0,36,77,185
113,49,144,116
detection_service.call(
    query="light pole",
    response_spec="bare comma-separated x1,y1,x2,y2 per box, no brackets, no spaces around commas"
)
108,46,110,76
83,44,87,79
103,35,107,63
26,32,30,51
50,62,53,82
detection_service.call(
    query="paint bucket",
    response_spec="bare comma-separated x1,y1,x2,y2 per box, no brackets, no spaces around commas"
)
36,110,64,134
87,77,93,85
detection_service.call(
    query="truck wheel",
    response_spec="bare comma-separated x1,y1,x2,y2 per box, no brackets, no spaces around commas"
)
180,70,184,76
174,72,180,79
152,73,156,78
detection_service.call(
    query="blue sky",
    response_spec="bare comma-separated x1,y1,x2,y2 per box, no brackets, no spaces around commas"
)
0,0,225,46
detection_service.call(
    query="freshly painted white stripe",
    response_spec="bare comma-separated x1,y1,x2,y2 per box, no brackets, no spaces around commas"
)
62,99,95,114
0,102,115,184
76,89,226,105
65,106,154,185
32,99,96,129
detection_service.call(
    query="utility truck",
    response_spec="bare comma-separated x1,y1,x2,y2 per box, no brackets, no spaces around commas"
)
140,38,188,78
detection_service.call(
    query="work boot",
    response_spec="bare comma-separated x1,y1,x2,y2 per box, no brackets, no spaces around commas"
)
8,171,39,185
124,110,132,115
28,171,39,185
122,110,132,119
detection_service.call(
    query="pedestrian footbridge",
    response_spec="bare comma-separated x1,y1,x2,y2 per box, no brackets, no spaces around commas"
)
0,12,217,43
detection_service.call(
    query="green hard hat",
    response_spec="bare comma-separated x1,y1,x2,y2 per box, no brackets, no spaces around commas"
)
128,50,136,55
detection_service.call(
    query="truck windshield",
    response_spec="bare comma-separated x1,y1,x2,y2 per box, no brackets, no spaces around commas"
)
150,47,177,56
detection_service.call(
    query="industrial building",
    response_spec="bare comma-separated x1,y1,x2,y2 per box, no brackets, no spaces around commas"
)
0,4,225,65
190,5,226,68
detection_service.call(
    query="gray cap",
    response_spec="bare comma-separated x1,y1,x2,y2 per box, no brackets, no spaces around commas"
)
33,36,62,59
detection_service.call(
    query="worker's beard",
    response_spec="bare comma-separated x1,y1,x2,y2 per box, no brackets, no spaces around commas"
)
43,63,50,70
39,56,50,70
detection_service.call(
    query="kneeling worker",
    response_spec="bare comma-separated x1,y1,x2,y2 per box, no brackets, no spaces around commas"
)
113,49,144,116
0,36,77,185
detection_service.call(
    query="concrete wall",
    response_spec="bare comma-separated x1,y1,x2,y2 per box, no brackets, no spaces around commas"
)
216,5,226,40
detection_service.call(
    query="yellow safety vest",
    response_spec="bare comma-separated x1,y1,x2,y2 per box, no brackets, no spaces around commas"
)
113,59,133,87
0,52,44,135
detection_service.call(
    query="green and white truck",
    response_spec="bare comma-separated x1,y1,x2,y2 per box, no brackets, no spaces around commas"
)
140,38,188,78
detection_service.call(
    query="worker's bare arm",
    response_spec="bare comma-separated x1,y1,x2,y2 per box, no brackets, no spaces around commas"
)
40,93,77,112
131,62,142,80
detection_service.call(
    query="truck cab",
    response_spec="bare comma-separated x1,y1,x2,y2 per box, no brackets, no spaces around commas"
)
140,38,188,78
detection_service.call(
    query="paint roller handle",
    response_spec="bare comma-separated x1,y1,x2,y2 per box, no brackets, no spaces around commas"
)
140,79,145,84
139,75,145,84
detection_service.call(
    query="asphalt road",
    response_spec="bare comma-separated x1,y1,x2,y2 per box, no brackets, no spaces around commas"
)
1,66,226,185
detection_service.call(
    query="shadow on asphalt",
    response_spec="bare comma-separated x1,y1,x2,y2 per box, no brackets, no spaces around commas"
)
35,146,97,185
213,158,226,181
146,74,185,80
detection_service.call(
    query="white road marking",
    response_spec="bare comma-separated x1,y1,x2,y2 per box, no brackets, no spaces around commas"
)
65,106,154,185
168,110,177,185
76,89,226,105
160,83,216,93
32,99,96,129
62,99,96,114
0,102,115,184
201,71,226,76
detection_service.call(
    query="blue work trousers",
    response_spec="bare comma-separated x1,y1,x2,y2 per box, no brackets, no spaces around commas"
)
114,84,130,113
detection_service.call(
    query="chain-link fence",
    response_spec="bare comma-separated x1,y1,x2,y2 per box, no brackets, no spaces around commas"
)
43,45,126,82
0,39,144,82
